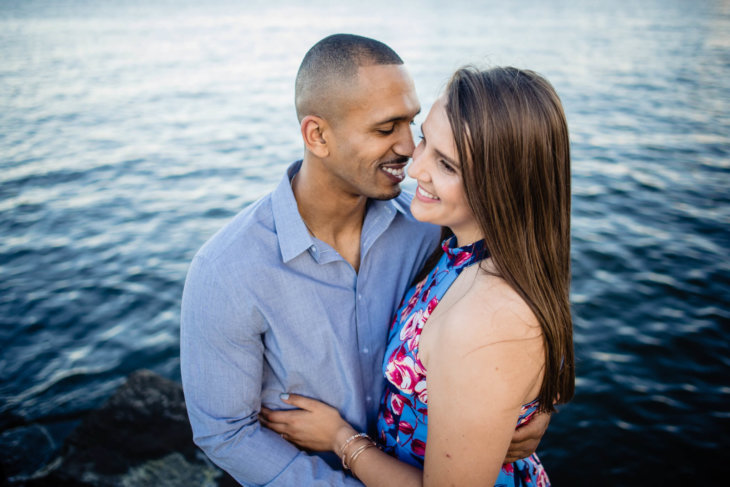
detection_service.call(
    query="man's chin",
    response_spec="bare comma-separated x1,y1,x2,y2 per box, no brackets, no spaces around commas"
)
370,185,402,201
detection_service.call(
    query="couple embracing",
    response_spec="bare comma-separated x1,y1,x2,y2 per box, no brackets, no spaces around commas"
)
181,33,574,486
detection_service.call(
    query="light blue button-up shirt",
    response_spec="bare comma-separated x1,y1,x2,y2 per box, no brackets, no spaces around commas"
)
180,161,440,486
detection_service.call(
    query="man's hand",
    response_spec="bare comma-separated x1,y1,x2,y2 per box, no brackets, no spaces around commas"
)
504,411,551,463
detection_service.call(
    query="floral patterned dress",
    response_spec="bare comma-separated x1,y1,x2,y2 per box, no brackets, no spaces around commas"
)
376,237,550,486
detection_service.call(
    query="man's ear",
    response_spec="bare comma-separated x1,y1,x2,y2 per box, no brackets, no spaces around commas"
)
300,115,330,158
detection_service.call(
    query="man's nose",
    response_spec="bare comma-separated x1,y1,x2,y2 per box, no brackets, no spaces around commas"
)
393,124,416,157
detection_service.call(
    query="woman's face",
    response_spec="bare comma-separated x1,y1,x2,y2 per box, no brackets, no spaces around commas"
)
408,96,482,245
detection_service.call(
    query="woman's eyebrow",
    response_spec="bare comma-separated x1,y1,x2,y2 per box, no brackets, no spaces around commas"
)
436,148,459,168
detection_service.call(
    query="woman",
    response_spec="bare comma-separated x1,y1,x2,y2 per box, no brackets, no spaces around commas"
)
260,66,574,486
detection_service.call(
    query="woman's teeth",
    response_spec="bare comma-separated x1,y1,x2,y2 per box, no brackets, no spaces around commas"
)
417,186,439,200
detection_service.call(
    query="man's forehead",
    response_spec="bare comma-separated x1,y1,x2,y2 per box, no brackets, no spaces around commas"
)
349,64,420,120
355,63,415,88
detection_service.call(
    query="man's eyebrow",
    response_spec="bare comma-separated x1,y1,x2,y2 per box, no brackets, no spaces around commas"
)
375,109,421,125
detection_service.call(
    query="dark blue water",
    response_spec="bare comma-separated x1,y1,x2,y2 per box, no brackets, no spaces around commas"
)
2,0,729,484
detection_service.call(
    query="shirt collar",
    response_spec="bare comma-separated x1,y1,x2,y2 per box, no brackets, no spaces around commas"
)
271,161,410,264
271,161,316,263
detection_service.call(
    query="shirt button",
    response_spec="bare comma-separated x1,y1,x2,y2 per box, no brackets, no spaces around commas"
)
358,294,363,300
362,347,369,354
366,396,372,403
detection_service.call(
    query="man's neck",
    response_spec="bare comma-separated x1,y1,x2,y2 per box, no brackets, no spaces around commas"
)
292,161,367,272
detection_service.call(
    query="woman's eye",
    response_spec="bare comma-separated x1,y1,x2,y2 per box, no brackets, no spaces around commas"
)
378,127,395,135
439,160,456,173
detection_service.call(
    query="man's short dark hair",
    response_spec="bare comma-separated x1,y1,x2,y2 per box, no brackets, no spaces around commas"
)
295,34,404,122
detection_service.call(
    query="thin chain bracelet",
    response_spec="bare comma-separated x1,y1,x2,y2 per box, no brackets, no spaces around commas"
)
346,441,377,473
339,433,369,469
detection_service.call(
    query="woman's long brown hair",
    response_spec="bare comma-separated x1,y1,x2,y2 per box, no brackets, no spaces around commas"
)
423,66,575,411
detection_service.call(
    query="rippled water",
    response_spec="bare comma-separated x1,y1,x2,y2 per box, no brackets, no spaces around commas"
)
1,0,729,484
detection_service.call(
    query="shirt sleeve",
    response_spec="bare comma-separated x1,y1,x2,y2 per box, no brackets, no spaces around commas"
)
180,254,362,486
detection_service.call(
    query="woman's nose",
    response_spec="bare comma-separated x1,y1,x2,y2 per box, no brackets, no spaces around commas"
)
408,141,428,180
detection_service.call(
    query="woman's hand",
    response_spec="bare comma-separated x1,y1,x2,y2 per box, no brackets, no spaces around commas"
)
259,394,356,453
504,411,551,463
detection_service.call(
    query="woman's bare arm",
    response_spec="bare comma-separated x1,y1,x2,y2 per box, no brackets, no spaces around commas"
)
260,280,546,486
261,394,424,487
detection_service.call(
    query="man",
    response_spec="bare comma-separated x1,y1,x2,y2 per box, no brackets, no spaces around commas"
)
181,34,548,486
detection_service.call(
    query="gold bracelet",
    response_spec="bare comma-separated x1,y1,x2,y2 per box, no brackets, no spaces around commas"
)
347,442,377,474
339,433,368,469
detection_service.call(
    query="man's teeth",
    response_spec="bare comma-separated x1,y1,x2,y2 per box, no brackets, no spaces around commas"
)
382,167,405,178
417,186,439,200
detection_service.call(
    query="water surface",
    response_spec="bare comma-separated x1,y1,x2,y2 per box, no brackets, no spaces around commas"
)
1,0,729,484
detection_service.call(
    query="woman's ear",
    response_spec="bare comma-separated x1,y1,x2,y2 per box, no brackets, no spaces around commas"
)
300,115,330,158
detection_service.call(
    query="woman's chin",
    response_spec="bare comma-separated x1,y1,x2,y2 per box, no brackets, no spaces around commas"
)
410,201,435,225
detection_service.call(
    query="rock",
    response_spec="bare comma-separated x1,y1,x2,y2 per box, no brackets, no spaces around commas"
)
12,370,236,487
0,424,56,480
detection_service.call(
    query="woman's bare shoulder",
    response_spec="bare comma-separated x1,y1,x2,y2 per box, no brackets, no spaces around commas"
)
444,266,542,345
425,264,545,409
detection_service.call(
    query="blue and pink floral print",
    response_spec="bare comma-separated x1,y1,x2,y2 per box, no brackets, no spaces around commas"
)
376,237,550,486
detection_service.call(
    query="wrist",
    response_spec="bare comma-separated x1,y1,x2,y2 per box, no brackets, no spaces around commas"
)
333,425,358,455
340,434,377,476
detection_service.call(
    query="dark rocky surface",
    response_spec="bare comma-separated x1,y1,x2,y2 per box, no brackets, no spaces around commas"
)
4,370,237,487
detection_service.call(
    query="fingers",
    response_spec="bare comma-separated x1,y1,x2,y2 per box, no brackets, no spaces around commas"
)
260,415,286,434
259,393,332,438
535,411,552,432
513,411,550,443
260,407,300,425
504,439,528,456
280,393,320,411
505,437,539,463
504,441,532,464
259,408,293,439
511,425,530,442
259,394,317,427
259,406,278,423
